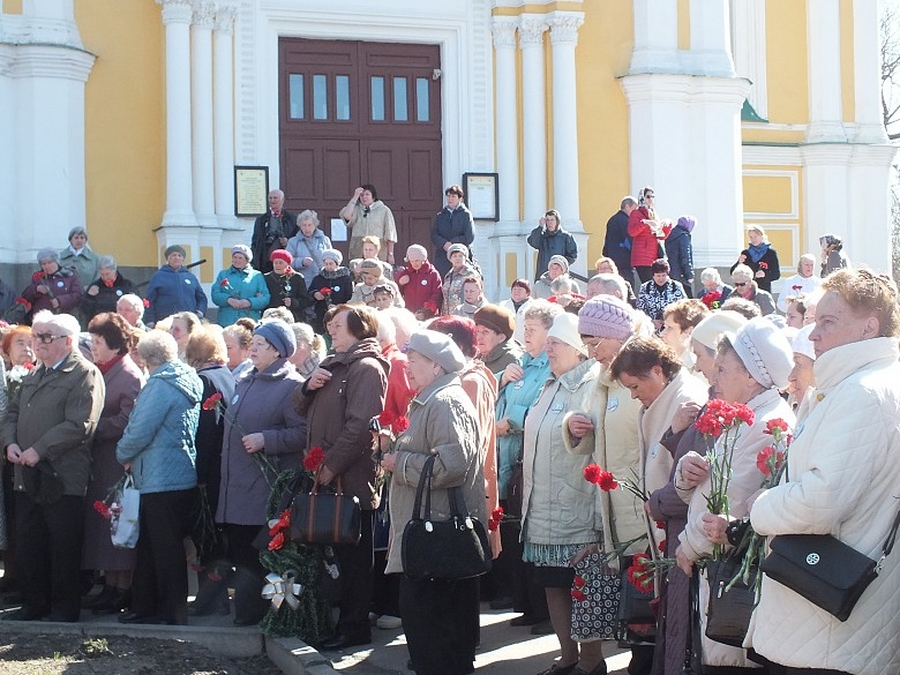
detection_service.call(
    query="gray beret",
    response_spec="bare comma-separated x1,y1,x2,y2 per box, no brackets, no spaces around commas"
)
232,244,253,262
407,329,466,374
322,249,343,265
254,320,297,359
36,247,59,263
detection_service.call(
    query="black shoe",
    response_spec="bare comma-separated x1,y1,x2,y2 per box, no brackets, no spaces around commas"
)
3,607,47,621
530,619,554,635
82,585,115,609
320,633,372,651
536,664,578,675
573,662,608,675
119,612,163,625
489,596,514,610
510,614,545,627
92,588,131,615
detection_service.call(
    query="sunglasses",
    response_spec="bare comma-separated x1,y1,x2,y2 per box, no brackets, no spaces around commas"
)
734,282,748,288
32,333,65,344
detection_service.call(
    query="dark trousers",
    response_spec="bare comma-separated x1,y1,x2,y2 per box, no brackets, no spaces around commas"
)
371,550,401,617
15,492,84,619
3,464,19,585
333,509,374,639
225,523,269,623
636,266,654,283
131,488,195,624
500,519,548,620
400,575,480,675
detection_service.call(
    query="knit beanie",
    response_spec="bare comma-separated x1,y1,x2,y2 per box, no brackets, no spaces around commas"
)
547,312,587,356
548,255,569,273
473,304,515,340
232,244,253,263
322,249,343,265
578,295,635,340
164,244,187,259
270,249,293,266
254,320,296,359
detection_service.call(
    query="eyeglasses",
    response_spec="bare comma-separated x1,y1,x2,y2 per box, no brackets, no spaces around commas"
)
645,194,655,199
734,282,748,288
32,333,65,344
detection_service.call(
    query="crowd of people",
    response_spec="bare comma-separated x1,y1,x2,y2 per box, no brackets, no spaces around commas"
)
0,184,896,675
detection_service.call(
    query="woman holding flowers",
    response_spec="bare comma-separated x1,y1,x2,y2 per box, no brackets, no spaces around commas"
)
215,320,306,627
521,312,603,675
211,245,271,327
672,318,794,670
295,304,388,650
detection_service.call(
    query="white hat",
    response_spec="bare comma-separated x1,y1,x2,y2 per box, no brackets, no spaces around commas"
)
792,324,816,362
691,311,747,351
547,312,587,357
730,317,794,390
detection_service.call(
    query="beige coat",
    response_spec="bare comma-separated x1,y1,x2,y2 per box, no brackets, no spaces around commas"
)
385,372,484,575
747,338,900,675
563,366,646,563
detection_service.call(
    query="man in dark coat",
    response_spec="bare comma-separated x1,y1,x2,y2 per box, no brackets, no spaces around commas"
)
251,189,297,274
430,185,475,279
602,196,637,290
2,311,104,622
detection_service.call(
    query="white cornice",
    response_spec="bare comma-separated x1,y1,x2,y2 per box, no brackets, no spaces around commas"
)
7,43,95,82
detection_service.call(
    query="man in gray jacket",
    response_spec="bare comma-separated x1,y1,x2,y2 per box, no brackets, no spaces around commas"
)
3,311,105,622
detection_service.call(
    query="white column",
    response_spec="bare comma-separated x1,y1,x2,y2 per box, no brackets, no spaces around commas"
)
629,0,678,74
518,14,548,230
729,0,768,119
688,0,735,76
158,0,197,228
846,146,898,272
191,0,216,228
491,17,519,225
852,0,888,143
806,0,846,143
214,3,238,229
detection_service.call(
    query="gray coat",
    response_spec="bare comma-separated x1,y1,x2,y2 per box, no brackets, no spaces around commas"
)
385,372,485,575
216,358,305,526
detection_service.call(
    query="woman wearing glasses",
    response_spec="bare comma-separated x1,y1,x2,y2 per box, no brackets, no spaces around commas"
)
627,187,672,284
730,264,775,316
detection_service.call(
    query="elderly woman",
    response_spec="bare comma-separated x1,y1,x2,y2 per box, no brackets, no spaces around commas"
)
308,249,353,333
21,247,83,322
144,245,207,326
730,264,776,316
168,310,201,360
696,267,734,310
211,245,270,327
534,255,581,300
441,244,479,315
184,326,235,616
295,305,388,649
660,299,710,367
59,226,100,290
340,184,398,263
497,279,533,344
787,324,816,411
744,270,900,675
731,225,780,293
286,209,332,287
288,321,325,378
222,318,256,382
262,249,311,324
380,329,484,675
216,320,305,626
81,256,139,322
672,318,794,670
82,313,144,615
116,293,147,330
431,184,476,279
664,216,696,297
689,311,747,384
521,313,605,675
3,325,34,369
776,254,822,313
528,209,578,281
116,330,203,626
637,258,687,330
394,244,443,314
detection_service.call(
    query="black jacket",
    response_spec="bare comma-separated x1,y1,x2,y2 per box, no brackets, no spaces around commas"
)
251,210,298,273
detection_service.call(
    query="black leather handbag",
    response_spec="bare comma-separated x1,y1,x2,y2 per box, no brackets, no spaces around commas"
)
290,473,362,546
401,455,491,580
704,553,758,647
615,554,657,646
760,509,900,622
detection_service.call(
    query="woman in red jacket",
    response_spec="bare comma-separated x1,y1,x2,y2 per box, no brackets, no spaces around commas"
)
394,244,443,314
627,187,672,283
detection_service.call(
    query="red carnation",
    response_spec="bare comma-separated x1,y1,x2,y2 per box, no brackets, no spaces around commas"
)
304,446,326,472
571,589,587,602
394,415,410,433
573,575,586,589
269,508,291,536
700,291,722,309
321,288,333,296
93,500,111,520
597,471,619,492
488,506,505,532
142,298,150,308
792,285,802,292
219,279,230,287
583,464,602,484
31,271,44,283
764,419,789,435
202,392,223,411
756,447,775,476
267,531,285,551
658,539,666,554
14,297,31,311
759,262,768,270
23,362,34,371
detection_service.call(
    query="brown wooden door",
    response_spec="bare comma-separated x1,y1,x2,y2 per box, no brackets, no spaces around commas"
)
279,38,443,261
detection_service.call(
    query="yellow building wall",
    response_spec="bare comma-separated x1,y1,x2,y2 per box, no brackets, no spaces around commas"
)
839,0,855,123
76,0,166,268
742,165,804,269
763,0,809,126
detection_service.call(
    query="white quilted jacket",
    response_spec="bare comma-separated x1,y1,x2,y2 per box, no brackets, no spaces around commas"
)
747,337,900,675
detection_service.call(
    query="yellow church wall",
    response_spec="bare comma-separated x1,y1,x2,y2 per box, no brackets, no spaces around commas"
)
677,0,690,51
764,0,809,125
742,164,804,268
76,0,166,268
839,0,855,123
2,0,22,14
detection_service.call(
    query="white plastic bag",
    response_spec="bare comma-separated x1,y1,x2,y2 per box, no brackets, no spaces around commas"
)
110,473,140,549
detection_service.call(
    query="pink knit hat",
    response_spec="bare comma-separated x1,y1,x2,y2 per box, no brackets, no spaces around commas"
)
578,295,635,340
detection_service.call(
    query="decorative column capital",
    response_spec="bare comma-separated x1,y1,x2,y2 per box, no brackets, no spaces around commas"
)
157,0,194,26
518,15,548,47
192,0,218,30
214,4,237,34
491,18,518,48
549,12,584,46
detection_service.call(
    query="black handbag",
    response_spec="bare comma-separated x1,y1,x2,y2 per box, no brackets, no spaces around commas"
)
704,553,758,648
289,472,362,546
506,458,524,518
615,554,657,646
759,509,900,622
401,455,491,580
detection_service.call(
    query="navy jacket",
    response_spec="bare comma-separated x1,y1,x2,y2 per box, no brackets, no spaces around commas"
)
664,224,694,290
144,265,208,325
431,205,475,279
602,209,633,274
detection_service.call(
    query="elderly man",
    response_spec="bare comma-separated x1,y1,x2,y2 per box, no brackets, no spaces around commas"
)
473,304,523,377
251,189,297,274
586,273,629,301
2,311,105,622
116,293,148,330
602,196,638,289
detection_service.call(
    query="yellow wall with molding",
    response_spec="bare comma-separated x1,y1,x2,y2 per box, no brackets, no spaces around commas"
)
839,0,855,123
764,0,809,125
742,165,805,267
77,0,165,268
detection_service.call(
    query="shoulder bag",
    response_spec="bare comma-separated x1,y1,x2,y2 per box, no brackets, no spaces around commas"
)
290,469,362,546
401,454,491,580
703,551,758,647
759,508,900,622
